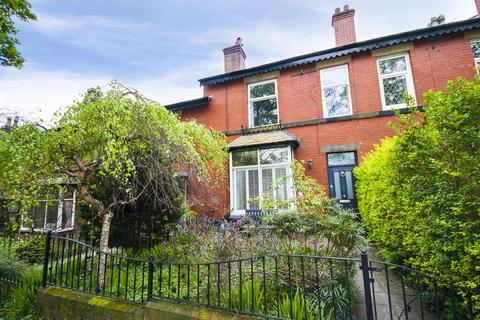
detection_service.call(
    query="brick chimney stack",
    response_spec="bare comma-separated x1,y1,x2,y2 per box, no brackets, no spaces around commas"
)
476,0,480,16
223,37,246,73
331,5,357,47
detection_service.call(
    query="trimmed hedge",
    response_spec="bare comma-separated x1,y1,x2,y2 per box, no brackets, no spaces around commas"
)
355,78,480,307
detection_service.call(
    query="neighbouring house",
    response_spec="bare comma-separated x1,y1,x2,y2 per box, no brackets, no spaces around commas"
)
165,4,480,219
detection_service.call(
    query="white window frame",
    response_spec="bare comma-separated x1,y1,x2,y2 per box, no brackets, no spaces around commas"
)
229,146,293,216
470,39,480,72
320,64,353,118
377,53,416,110
21,188,77,233
247,79,280,128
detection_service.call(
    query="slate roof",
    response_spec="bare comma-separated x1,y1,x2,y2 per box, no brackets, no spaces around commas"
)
164,96,212,111
199,17,480,86
228,130,299,150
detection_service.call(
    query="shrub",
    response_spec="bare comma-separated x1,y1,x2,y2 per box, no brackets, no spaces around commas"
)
0,266,42,320
0,247,27,280
355,77,480,311
15,234,45,264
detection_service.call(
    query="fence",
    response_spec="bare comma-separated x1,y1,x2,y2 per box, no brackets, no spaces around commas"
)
42,232,479,320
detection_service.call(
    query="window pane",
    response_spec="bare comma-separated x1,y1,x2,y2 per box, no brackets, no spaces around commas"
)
275,168,288,201
252,98,278,127
327,152,356,166
471,41,480,58
333,172,341,200
62,200,74,228
232,150,257,167
235,170,246,210
345,171,354,199
383,75,407,105
33,201,47,229
46,201,58,230
322,67,347,86
261,169,273,195
324,84,351,117
249,82,275,99
248,170,259,209
260,148,289,164
379,56,407,75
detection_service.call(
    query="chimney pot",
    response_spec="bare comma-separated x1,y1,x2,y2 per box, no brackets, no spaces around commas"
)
13,116,19,127
223,37,247,73
332,4,357,47
6,117,12,127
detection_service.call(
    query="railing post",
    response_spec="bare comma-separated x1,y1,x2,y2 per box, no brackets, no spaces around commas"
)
42,231,52,288
147,255,154,301
360,251,375,320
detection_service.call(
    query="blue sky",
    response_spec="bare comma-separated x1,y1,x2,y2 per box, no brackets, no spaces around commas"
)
0,0,476,124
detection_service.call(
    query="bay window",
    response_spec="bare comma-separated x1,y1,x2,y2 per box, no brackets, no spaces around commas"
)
320,64,353,117
377,53,416,109
248,80,279,128
231,147,291,214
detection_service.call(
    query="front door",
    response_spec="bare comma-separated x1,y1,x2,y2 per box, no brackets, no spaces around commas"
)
327,152,357,209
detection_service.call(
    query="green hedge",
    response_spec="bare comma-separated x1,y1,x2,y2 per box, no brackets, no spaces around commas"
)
355,77,480,304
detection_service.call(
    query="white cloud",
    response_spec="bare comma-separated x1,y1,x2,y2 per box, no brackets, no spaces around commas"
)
0,64,112,125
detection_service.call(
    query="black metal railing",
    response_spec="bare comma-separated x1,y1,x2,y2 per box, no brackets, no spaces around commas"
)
245,209,274,223
41,232,479,319
44,233,149,303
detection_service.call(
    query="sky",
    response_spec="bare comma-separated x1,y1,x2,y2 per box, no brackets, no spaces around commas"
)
0,0,476,125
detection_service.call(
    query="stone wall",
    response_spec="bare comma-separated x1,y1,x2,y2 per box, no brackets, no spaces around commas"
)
38,286,260,320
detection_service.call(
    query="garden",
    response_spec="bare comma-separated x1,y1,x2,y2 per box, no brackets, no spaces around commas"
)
1,77,479,319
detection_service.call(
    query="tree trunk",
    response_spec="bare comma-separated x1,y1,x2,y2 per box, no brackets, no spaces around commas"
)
96,210,114,292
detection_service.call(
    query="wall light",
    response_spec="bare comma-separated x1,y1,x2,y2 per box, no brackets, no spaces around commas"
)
307,159,313,170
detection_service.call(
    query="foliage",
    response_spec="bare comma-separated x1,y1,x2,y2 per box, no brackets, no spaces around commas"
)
0,83,227,288
262,160,366,257
0,247,27,280
15,234,44,264
0,266,41,320
0,0,36,68
355,77,480,309
276,289,332,320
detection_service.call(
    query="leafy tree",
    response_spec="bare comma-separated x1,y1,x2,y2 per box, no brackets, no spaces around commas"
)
355,77,480,311
0,82,227,289
0,0,36,67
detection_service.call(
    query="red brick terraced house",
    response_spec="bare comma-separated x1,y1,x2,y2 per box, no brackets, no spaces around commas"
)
165,5,480,220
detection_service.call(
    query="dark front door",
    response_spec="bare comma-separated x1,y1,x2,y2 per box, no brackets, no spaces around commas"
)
327,152,357,209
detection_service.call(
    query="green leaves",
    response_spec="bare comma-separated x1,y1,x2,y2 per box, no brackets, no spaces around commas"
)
0,82,227,233
0,0,36,68
355,75,480,308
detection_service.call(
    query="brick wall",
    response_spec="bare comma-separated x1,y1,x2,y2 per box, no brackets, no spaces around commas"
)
179,33,477,215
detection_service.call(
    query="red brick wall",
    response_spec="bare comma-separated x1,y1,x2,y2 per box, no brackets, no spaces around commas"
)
179,33,477,214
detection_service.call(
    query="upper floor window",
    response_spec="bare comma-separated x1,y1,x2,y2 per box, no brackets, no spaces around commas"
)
377,53,415,109
320,64,353,118
470,40,480,71
248,80,279,128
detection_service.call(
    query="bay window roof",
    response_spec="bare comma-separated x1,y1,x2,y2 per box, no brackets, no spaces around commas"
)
228,130,298,151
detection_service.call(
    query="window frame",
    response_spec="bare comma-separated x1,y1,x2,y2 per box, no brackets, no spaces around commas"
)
376,53,416,110
229,146,293,216
247,79,280,128
320,64,353,118
470,39,480,72
21,188,77,233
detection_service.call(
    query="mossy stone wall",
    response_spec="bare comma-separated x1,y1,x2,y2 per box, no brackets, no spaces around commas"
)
37,287,260,320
